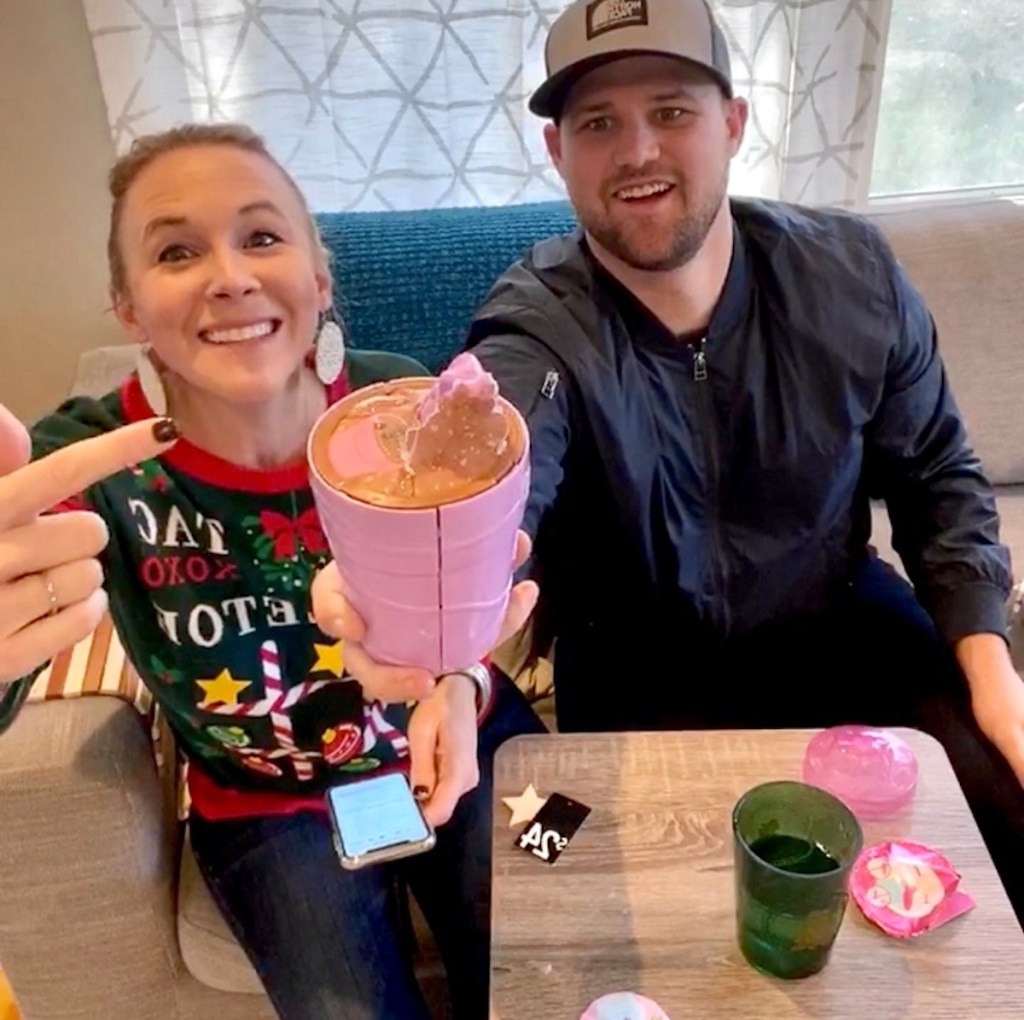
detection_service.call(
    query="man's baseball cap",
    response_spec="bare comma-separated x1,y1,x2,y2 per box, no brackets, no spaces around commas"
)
530,0,733,119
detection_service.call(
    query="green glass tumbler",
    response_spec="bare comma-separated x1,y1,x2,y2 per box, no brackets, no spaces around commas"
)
733,780,863,979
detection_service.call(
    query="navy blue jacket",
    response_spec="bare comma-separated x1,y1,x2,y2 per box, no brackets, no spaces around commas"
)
469,200,1010,724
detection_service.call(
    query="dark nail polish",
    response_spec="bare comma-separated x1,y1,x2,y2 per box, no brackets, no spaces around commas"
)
413,785,430,801
152,417,180,443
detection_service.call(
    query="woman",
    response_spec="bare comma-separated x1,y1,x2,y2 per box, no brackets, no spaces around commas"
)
0,123,541,1019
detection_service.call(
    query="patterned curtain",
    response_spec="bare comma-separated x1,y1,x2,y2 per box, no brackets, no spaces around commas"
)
81,0,892,212
719,0,894,207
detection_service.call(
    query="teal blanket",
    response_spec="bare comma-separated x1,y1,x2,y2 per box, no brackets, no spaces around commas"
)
316,201,576,371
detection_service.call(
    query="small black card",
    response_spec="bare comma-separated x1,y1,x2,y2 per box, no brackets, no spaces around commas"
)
513,792,591,864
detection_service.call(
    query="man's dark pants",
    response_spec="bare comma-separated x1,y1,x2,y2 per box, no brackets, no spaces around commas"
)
555,556,1024,926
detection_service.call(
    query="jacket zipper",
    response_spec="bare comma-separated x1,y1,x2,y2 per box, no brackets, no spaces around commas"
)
692,338,708,382
691,337,729,631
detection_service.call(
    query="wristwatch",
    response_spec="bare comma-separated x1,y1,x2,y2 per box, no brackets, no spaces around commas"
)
441,662,493,720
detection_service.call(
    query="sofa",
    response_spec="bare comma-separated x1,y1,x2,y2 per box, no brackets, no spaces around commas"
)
1,197,1023,1018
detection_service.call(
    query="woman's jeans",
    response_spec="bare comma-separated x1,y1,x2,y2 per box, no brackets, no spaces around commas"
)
189,674,544,1020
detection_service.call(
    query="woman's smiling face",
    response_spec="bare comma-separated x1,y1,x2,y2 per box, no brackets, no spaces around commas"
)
113,143,332,407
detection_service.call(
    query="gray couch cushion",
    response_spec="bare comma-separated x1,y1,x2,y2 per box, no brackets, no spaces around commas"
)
868,200,1024,486
0,698,183,1019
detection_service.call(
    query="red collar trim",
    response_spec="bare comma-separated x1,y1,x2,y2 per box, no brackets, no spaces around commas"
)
120,371,352,494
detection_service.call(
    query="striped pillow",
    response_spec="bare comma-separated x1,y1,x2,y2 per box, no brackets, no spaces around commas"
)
28,613,150,713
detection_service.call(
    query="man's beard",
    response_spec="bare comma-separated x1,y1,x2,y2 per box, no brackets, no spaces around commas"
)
580,178,726,272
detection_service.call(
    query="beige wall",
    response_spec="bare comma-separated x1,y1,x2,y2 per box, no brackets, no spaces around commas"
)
1,0,121,423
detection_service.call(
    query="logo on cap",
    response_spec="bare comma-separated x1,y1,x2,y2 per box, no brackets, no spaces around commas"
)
586,0,649,39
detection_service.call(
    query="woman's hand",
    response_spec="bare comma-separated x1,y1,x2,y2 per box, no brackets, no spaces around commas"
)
0,405,178,683
311,530,538,703
407,672,481,827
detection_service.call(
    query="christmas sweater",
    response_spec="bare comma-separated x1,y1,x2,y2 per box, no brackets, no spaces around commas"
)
30,350,431,816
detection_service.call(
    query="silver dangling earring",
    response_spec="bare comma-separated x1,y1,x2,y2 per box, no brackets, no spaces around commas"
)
314,311,346,386
136,344,168,416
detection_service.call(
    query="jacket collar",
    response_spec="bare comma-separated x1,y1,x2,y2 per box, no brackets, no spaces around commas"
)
712,216,753,338
580,211,753,345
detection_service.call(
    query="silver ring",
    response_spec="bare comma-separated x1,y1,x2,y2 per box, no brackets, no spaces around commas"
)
42,573,59,617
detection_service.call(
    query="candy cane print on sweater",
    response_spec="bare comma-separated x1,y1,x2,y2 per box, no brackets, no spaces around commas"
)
200,640,330,781
362,701,409,757
262,640,313,781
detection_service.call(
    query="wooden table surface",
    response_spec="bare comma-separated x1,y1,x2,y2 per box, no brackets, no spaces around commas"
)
490,729,1023,1018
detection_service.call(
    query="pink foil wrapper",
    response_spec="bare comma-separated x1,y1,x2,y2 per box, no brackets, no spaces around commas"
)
851,840,975,937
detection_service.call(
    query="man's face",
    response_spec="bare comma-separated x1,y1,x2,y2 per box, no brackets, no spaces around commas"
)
545,55,747,272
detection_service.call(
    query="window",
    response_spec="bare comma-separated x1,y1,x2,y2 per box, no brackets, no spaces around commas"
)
871,0,1024,198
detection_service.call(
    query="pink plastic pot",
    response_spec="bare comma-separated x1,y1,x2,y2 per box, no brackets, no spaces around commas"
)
308,379,529,674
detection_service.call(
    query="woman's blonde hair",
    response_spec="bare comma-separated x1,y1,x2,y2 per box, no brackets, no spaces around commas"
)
106,122,328,296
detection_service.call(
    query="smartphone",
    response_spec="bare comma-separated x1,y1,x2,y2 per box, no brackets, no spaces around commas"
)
327,772,436,869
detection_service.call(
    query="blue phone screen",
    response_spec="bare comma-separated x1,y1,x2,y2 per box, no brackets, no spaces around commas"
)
327,773,430,858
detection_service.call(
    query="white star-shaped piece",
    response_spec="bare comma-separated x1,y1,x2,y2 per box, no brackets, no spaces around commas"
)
502,783,548,827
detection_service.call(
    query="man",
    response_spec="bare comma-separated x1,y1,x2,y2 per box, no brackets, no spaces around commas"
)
315,0,1024,917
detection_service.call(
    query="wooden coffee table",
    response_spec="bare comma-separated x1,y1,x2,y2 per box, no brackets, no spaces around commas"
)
490,729,1023,1018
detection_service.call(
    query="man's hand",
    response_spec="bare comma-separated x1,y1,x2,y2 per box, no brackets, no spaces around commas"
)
0,406,179,683
310,529,538,703
407,672,480,827
956,632,1024,785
